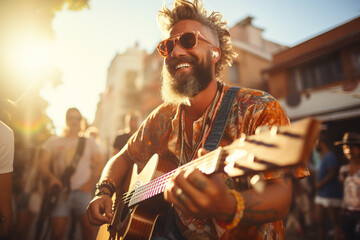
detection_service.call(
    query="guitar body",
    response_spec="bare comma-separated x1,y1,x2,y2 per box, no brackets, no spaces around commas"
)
97,204,160,240
97,154,174,240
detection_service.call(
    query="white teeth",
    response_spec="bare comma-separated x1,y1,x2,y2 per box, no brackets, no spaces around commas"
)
175,63,190,70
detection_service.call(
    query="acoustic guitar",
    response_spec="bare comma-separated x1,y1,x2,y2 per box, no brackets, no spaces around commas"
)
96,117,321,240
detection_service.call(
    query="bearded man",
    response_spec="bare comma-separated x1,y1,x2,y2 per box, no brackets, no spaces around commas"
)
87,1,308,239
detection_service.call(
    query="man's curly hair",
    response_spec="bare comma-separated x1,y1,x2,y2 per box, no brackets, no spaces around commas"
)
158,0,237,77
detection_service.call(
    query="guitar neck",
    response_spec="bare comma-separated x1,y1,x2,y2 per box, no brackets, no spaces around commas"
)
128,150,223,207
126,117,321,207
128,171,171,207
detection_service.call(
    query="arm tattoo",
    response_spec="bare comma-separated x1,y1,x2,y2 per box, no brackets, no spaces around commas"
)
241,193,280,224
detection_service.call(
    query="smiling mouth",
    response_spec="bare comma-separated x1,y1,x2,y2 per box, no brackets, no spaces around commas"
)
175,63,191,70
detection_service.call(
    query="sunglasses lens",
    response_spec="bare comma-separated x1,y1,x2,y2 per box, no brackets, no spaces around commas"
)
165,40,174,55
158,32,199,57
159,40,174,57
179,32,197,49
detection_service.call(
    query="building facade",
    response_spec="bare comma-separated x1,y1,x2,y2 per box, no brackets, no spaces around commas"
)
264,16,360,142
223,17,287,90
93,44,146,156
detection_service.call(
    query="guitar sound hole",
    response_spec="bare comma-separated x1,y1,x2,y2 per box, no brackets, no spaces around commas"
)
119,203,131,223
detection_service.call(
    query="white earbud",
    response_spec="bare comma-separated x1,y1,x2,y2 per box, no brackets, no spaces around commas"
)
212,51,219,58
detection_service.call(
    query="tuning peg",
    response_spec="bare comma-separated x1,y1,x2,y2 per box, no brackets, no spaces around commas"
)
247,153,255,163
250,174,265,193
270,126,279,136
256,125,274,135
254,125,282,137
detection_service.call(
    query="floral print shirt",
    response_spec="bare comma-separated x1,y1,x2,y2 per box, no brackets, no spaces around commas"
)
123,82,309,239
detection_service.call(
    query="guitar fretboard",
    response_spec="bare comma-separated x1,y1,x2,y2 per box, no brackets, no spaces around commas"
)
128,171,171,206
127,148,225,207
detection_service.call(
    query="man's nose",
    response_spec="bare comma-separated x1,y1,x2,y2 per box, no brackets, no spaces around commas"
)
170,40,187,58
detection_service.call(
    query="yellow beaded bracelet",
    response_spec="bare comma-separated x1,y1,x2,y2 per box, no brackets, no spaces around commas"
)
217,189,244,230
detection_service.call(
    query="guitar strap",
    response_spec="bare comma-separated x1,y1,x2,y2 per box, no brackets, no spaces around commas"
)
71,136,86,167
204,87,240,151
157,87,240,240
60,136,86,193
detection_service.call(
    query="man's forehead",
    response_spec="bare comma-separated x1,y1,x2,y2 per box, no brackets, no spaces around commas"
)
170,20,212,36
169,19,203,35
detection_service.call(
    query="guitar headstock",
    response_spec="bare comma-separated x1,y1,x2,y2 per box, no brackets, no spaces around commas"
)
224,117,321,178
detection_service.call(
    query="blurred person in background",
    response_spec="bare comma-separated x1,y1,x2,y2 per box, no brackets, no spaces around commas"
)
314,133,343,240
15,146,51,240
39,107,103,240
336,132,360,240
112,111,140,156
0,120,15,239
0,99,15,239
15,147,41,240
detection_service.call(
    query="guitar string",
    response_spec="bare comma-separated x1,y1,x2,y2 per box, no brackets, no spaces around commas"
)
118,149,221,204
120,147,230,205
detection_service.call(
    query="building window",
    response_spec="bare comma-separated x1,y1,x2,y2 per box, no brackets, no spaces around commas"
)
229,62,240,83
351,51,360,76
289,53,343,91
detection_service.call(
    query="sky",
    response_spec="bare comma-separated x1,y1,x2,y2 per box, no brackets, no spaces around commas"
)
39,0,360,134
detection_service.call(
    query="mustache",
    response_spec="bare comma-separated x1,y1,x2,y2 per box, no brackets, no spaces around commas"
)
166,56,197,69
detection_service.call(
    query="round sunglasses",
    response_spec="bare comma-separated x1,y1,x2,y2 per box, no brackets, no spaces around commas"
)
157,31,215,57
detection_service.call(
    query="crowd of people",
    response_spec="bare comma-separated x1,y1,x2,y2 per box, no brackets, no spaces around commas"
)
0,107,139,240
1,0,359,240
285,132,360,240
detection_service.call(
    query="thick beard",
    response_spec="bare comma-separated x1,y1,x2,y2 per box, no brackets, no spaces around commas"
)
161,53,213,105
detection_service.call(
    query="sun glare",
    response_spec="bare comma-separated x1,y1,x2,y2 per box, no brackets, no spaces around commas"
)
18,41,50,72
8,37,57,82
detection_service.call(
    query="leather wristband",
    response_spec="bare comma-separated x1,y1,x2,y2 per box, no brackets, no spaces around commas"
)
95,178,116,197
94,189,112,198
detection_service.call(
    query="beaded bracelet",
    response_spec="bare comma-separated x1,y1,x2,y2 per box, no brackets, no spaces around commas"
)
102,177,116,187
217,189,244,230
95,178,116,197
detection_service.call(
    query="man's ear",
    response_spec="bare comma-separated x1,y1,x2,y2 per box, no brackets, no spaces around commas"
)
212,51,219,58
211,49,221,62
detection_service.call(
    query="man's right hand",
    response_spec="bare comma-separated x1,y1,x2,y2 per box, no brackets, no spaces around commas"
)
87,195,113,225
